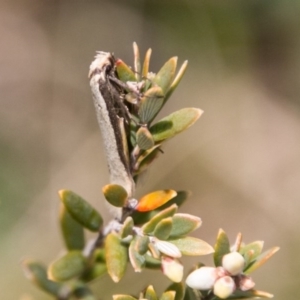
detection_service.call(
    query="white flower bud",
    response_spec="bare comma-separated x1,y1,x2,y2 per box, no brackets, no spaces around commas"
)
239,275,255,291
186,267,218,290
161,256,184,283
222,252,245,275
213,276,236,299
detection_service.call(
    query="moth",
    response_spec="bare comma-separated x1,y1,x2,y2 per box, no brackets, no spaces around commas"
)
89,52,137,219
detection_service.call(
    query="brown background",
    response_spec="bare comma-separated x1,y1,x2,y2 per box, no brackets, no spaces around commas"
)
1,1,299,299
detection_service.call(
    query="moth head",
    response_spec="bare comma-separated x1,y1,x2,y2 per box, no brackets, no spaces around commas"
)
88,51,115,79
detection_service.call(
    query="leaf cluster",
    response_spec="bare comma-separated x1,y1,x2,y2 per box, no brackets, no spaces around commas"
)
115,43,203,180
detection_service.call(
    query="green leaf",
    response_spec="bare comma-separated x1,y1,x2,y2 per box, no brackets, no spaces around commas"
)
244,246,280,274
115,59,136,82
144,285,158,300
142,204,178,234
232,232,243,252
165,283,184,300
153,57,177,94
169,213,202,239
59,204,85,251
105,232,128,282
142,48,152,79
102,184,128,208
135,235,150,255
93,248,106,262
134,144,161,175
229,289,274,299
239,241,264,267
133,42,141,81
138,86,164,124
73,285,96,300
129,237,146,272
164,61,188,105
82,262,107,282
214,228,230,267
160,291,176,300
183,287,201,300
22,260,63,296
144,254,161,269
119,216,134,239
168,237,214,256
150,108,203,142
154,217,173,240
48,251,87,282
136,127,155,150
59,190,103,232
113,295,137,300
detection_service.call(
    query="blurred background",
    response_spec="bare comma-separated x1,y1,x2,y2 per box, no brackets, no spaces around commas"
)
1,0,300,299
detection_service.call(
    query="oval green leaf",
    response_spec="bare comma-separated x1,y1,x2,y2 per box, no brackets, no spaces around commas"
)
214,228,230,267
168,237,214,256
59,204,85,251
142,48,152,78
169,213,201,239
183,287,201,300
119,216,134,239
231,289,274,299
142,204,178,234
129,238,146,272
115,59,136,82
145,255,161,269
59,190,103,232
244,247,280,274
164,60,188,105
144,285,158,300
135,235,150,255
22,260,63,296
239,241,264,266
154,217,173,240
138,86,164,124
48,251,87,282
82,262,107,282
160,291,176,300
136,127,155,150
73,286,96,300
102,184,128,208
134,144,161,175
165,282,184,300
150,108,203,142
153,57,177,94
113,295,137,300
133,42,141,81
105,232,128,282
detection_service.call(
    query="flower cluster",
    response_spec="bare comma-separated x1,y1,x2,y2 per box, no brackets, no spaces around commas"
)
186,252,254,299
185,230,279,299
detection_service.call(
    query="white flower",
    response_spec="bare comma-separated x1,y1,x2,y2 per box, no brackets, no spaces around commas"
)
186,267,218,290
213,276,236,299
222,252,245,275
